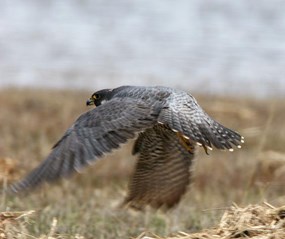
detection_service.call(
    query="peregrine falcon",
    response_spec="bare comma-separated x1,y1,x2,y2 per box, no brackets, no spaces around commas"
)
10,85,244,209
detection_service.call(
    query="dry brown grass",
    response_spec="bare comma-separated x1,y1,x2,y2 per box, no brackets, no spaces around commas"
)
0,210,35,238
138,203,285,239
0,88,284,238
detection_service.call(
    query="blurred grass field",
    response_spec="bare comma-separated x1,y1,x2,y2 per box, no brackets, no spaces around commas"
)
0,88,284,238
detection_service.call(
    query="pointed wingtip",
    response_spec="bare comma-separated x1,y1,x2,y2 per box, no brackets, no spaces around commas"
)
5,183,20,196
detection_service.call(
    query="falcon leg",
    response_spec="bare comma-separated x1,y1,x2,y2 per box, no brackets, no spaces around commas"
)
176,133,195,154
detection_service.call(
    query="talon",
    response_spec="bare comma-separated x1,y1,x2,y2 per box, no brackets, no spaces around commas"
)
176,132,195,154
202,145,209,155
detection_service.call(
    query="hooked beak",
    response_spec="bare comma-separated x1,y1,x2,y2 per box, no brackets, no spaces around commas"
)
86,98,95,106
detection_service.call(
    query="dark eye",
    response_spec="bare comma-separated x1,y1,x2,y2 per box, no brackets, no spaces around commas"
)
93,94,100,99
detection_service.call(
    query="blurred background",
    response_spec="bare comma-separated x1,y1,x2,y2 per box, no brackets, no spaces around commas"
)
0,0,285,97
1,1,285,238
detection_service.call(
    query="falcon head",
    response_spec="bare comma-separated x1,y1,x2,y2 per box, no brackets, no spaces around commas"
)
86,89,113,106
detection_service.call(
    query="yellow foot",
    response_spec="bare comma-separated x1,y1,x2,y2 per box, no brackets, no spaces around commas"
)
176,132,195,154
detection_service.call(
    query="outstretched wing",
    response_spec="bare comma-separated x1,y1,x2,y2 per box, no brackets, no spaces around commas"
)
10,98,161,193
157,94,243,151
123,125,195,210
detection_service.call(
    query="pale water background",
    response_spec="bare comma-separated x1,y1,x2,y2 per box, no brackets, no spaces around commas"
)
1,0,285,98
